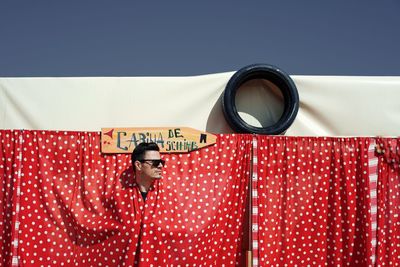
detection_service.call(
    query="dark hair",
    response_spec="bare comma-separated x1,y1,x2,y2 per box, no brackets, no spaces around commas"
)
131,142,160,169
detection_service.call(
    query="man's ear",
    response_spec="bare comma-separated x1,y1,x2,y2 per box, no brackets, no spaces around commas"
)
134,160,142,171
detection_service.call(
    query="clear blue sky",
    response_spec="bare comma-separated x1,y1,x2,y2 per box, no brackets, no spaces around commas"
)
1,1,399,76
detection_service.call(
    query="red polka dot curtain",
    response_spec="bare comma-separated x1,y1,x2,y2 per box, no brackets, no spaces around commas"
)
0,130,23,266
0,130,252,266
138,134,252,266
1,130,399,266
254,136,373,266
374,138,400,266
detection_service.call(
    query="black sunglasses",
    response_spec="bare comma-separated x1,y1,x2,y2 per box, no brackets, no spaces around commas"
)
138,159,165,167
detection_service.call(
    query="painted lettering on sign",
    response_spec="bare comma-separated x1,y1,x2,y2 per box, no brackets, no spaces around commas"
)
101,127,217,154
166,139,198,152
117,131,165,151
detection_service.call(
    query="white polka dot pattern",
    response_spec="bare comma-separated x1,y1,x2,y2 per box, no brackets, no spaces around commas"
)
1,130,399,267
375,138,400,266
3,130,253,266
255,136,374,266
18,131,143,266
0,130,23,266
137,134,253,266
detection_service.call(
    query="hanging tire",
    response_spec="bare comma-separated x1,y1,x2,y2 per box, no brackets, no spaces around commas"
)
222,64,299,135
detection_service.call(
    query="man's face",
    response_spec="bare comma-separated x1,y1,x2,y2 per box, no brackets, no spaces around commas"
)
138,150,163,180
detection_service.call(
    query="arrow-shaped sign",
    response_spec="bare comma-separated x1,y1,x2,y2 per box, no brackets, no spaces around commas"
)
101,127,217,153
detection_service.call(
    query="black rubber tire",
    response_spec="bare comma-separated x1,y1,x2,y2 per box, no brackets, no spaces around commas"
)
222,64,299,135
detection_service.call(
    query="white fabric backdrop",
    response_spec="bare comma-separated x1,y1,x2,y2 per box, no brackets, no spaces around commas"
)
1,74,399,136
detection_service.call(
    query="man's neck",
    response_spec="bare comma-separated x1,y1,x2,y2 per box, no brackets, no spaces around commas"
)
136,175,154,192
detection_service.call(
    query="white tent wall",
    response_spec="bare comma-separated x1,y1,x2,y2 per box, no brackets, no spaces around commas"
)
0,74,399,136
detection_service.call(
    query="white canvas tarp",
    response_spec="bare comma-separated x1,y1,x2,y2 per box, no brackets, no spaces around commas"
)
1,74,399,136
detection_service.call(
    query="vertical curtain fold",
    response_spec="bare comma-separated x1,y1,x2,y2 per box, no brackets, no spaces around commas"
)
375,138,400,266
0,130,23,266
137,134,253,266
17,131,141,266
1,130,399,267
255,136,372,266
1,130,252,266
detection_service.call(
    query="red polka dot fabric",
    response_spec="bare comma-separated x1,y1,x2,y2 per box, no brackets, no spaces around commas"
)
255,136,373,266
18,131,143,266
138,134,252,266
375,138,400,266
1,130,399,267
2,130,252,266
0,130,23,266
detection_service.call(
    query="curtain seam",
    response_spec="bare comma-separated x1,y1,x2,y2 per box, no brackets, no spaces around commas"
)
11,130,24,267
251,135,258,267
368,138,378,267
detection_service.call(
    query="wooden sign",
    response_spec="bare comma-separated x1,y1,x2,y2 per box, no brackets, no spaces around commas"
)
101,127,217,153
